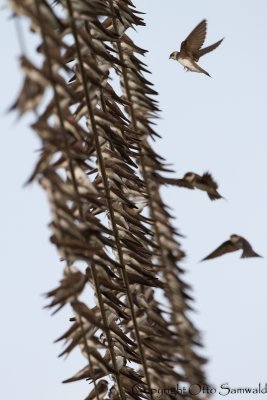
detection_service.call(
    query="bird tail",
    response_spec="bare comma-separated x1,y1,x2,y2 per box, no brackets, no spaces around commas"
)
241,249,262,258
198,65,211,77
207,191,223,200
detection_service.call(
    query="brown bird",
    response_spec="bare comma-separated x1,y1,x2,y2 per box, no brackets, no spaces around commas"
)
84,379,109,400
202,234,263,261
169,19,223,77
176,171,223,200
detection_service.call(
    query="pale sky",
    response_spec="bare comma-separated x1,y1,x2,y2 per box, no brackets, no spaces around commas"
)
1,1,267,399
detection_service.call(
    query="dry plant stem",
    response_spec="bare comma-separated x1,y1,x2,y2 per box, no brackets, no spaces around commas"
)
99,88,115,153
34,2,112,400
106,0,156,394
64,1,131,399
108,2,138,128
66,0,153,397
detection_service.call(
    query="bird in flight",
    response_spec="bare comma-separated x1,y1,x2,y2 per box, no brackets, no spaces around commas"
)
202,234,263,261
175,171,224,200
169,19,224,77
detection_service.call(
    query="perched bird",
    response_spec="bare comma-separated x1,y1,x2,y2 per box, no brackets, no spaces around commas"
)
176,171,223,200
84,379,109,400
109,386,120,400
202,234,263,261
169,19,223,77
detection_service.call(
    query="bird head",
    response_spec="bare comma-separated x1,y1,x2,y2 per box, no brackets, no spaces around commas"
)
183,172,196,182
169,51,179,60
230,234,240,243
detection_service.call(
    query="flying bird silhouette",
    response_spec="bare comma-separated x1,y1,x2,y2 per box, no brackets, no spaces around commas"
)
176,171,224,200
169,19,224,77
202,234,263,261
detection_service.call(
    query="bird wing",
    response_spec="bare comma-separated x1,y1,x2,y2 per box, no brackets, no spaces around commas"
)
240,238,263,258
197,38,224,59
200,171,218,190
180,19,207,54
175,179,194,189
201,240,236,261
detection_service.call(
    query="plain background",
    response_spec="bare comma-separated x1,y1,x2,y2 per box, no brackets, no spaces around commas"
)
1,1,266,399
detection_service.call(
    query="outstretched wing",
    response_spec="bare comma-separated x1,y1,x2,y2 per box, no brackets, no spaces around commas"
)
201,240,236,261
198,38,224,59
240,238,263,258
180,19,207,54
149,172,189,186
175,179,194,189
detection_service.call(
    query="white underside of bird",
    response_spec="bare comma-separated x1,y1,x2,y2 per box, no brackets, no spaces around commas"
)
178,58,201,72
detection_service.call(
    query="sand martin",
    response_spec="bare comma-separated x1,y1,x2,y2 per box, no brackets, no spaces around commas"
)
169,19,223,77
84,380,109,400
176,171,223,200
202,234,262,261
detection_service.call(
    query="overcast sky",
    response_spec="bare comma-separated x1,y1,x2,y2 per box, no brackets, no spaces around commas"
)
1,1,267,399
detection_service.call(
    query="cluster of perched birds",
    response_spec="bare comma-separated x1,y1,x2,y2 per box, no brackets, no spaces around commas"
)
169,20,262,261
